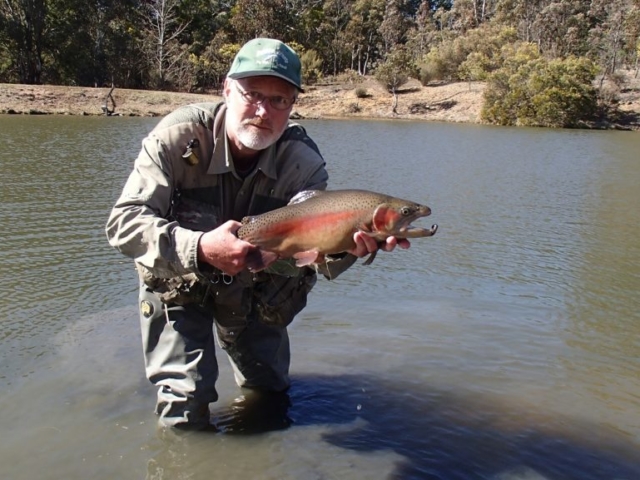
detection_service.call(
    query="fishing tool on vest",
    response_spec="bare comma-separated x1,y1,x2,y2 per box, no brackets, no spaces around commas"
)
182,139,200,166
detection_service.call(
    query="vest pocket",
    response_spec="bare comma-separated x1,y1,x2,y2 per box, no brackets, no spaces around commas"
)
252,270,317,327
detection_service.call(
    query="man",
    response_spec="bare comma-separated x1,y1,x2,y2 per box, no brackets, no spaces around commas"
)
106,38,408,430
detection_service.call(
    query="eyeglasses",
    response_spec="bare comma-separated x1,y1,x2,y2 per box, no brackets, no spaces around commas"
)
233,82,296,111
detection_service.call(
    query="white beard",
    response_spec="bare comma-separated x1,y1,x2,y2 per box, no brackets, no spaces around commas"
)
235,122,280,150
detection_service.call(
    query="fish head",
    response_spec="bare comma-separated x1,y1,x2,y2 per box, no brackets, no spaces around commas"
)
371,199,437,238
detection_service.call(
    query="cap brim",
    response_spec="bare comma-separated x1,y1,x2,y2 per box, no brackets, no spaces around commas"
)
228,71,304,93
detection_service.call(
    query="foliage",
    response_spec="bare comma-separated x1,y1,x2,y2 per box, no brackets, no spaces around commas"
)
458,26,519,81
482,43,599,127
191,35,240,92
418,25,518,84
354,87,369,98
230,0,292,43
301,49,323,86
0,0,636,114
375,47,417,93
334,68,363,84
0,0,47,84
346,102,361,112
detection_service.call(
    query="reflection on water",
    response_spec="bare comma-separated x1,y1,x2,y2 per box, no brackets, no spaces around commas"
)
0,115,152,383
0,115,639,479
143,374,640,480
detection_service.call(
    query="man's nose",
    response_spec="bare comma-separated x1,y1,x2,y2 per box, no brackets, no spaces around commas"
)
255,100,270,117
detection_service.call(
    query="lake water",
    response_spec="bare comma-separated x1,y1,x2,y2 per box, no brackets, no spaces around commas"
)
1,114,639,480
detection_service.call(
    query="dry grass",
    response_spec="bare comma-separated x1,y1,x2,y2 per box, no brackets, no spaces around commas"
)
1,73,638,129
0,84,218,117
296,77,486,124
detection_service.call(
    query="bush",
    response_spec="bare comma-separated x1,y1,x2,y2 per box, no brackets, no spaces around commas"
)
346,102,361,113
458,52,494,82
418,26,518,85
418,42,465,84
482,44,599,128
375,47,417,93
334,69,362,84
354,87,368,98
300,49,323,86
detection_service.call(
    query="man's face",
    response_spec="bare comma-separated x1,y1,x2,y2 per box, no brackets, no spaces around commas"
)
224,76,297,154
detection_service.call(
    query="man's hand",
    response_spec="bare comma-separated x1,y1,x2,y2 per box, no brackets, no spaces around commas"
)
197,220,277,275
347,231,410,258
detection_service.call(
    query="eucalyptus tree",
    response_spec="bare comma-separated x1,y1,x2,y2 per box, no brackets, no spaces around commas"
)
494,0,550,43
406,0,438,56
230,0,294,42
192,32,240,91
0,0,47,83
532,1,591,57
374,45,417,112
446,0,498,31
626,2,640,74
177,0,231,56
284,0,325,47
139,0,191,89
446,0,481,32
495,0,592,57
588,0,639,76
318,0,354,75
379,0,415,53
44,0,141,87
344,0,385,74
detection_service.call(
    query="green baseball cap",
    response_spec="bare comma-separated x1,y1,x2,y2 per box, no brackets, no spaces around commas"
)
228,38,304,92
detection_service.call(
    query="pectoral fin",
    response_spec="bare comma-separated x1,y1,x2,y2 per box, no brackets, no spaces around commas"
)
246,249,279,273
362,250,378,266
293,250,323,267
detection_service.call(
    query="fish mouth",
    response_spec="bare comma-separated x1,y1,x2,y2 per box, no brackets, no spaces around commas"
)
394,207,437,238
397,223,438,238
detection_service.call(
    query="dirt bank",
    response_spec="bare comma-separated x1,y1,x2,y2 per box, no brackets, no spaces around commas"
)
1,75,638,129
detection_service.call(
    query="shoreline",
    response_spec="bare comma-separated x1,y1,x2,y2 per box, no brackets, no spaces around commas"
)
1,78,638,130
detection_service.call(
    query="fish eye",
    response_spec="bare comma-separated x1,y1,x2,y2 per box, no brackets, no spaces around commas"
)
400,206,412,216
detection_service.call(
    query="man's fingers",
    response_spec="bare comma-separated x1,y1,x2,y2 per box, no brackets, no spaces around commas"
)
349,233,412,258
397,238,411,249
361,234,379,253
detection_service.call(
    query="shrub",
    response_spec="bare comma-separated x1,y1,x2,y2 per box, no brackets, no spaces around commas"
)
354,87,368,98
346,102,361,113
418,26,517,85
459,52,495,82
482,43,599,128
300,49,323,86
375,48,417,93
335,69,362,84
418,42,465,84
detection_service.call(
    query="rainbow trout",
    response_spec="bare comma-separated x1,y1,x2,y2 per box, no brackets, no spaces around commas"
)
237,189,438,269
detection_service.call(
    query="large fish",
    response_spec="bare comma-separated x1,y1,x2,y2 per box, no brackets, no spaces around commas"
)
237,189,438,269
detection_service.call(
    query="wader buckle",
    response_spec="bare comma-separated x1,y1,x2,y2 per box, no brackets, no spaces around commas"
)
207,272,234,285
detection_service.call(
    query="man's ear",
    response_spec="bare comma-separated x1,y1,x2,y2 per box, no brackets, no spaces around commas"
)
222,78,232,99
